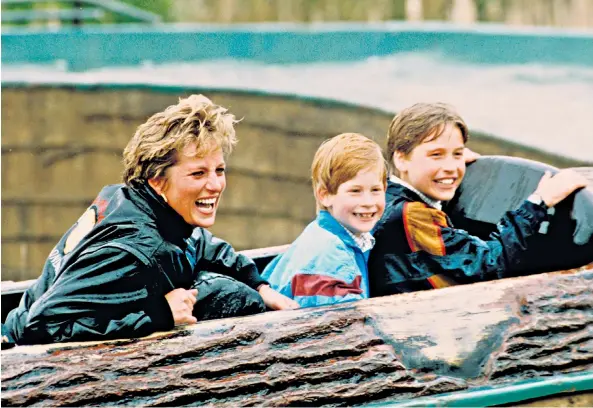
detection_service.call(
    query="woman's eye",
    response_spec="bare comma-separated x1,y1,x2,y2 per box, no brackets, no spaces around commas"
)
216,168,226,174
191,171,205,177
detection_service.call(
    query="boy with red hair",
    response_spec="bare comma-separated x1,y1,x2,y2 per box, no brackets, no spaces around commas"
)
262,133,386,307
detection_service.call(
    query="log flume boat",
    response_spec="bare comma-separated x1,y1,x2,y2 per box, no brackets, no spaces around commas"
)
2,156,593,407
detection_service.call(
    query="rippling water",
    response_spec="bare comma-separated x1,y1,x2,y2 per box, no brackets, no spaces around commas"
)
3,52,593,162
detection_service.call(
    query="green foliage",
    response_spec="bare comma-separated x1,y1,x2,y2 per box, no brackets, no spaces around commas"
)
113,0,173,22
0,0,173,25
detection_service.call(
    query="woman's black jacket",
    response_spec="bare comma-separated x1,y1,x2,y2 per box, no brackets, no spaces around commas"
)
4,183,267,345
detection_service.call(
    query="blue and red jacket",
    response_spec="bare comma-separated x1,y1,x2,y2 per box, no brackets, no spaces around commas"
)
261,210,370,308
368,181,550,296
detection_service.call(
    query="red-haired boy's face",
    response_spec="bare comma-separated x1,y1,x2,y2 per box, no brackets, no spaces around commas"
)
319,168,386,236
395,123,466,202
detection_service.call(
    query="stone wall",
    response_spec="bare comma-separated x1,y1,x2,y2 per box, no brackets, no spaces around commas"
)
1,86,390,281
1,85,586,281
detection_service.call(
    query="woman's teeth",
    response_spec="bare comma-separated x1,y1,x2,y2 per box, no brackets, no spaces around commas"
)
196,198,216,209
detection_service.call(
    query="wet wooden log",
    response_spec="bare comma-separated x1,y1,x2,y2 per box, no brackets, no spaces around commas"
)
2,264,592,407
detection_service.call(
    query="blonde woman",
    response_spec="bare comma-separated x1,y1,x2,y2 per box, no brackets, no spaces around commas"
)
4,95,298,345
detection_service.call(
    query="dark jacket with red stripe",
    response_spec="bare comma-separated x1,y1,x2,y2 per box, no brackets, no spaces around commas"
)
4,183,267,345
368,181,549,297
261,210,369,307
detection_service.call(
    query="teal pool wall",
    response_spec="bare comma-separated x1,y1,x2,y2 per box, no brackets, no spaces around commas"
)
2,23,593,71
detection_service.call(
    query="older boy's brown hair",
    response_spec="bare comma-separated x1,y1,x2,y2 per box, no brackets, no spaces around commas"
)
312,133,387,211
386,103,469,175
122,94,238,187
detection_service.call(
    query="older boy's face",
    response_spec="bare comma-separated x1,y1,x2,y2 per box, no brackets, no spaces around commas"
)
396,123,465,202
149,144,226,228
320,168,386,236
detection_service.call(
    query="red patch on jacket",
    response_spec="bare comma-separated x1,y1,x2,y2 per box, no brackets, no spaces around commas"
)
292,274,363,297
92,198,109,224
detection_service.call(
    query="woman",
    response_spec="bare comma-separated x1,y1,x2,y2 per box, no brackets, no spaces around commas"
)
4,95,298,345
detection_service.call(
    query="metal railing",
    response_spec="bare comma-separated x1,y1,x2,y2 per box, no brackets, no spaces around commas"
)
1,0,162,25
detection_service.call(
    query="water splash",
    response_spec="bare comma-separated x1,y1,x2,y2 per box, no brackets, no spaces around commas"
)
3,53,592,162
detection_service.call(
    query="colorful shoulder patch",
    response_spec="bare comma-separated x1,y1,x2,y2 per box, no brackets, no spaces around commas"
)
403,201,448,256
427,274,458,289
63,198,108,255
403,202,458,289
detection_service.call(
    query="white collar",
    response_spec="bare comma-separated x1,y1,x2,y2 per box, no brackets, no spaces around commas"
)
341,224,375,253
389,175,442,210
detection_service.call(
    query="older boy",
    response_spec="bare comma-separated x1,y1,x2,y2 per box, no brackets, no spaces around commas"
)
262,133,386,307
369,103,589,296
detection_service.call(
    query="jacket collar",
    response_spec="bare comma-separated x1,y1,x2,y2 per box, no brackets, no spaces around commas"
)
129,183,195,246
386,181,455,227
341,224,375,253
387,180,432,206
389,176,442,210
317,210,364,251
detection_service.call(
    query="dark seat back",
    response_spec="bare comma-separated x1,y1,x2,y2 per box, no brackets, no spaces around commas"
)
445,156,593,275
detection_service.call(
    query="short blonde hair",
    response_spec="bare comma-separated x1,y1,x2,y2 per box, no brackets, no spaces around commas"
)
311,133,387,211
386,103,468,175
123,94,238,186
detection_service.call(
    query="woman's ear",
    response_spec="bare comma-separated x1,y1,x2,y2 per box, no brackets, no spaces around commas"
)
316,187,333,209
148,177,168,202
392,151,408,176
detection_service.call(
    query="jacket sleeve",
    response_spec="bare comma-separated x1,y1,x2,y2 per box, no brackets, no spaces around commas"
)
192,229,268,290
3,258,58,343
290,267,365,308
268,244,365,308
15,246,174,345
403,200,549,282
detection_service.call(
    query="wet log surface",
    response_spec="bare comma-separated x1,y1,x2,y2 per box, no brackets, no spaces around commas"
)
2,264,593,407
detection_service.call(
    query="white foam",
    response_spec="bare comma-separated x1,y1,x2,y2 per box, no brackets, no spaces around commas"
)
3,53,592,161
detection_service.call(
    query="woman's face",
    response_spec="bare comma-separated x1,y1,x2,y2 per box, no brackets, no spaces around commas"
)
149,143,226,228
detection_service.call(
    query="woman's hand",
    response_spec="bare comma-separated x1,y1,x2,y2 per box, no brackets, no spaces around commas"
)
258,285,300,310
165,288,198,326
464,148,481,163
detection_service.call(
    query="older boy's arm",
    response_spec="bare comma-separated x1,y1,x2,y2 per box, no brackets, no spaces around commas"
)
403,201,549,281
463,148,481,163
407,169,589,281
